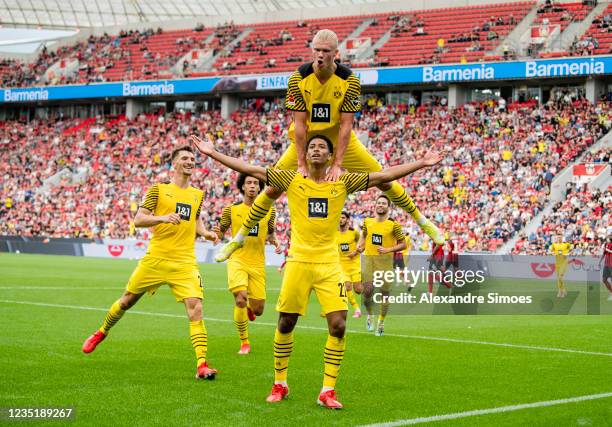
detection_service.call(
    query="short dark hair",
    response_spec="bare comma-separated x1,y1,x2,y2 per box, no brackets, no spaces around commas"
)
341,211,350,218
237,173,264,195
307,135,333,154
376,194,391,205
171,145,194,162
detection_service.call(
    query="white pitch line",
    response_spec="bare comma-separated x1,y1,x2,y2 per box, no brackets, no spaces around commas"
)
1,299,611,358
0,286,280,291
359,391,612,427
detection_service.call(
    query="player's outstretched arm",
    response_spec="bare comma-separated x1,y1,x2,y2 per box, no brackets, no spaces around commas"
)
134,207,181,227
367,150,443,188
191,135,267,183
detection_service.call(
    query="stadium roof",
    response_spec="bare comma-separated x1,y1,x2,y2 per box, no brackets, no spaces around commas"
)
0,0,393,29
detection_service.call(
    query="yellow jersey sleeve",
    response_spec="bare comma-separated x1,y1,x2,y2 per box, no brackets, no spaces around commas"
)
141,184,159,211
268,207,277,234
285,71,306,112
362,219,368,236
354,229,361,243
340,74,361,113
392,221,405,241
267,169,298,192
195,198,202,218
220,206,232,233
340,172,369,194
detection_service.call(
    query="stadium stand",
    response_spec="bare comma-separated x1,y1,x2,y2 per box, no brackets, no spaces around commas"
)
513,186,611,255
1,95,609,253
0,2,537,86
568,3,612,56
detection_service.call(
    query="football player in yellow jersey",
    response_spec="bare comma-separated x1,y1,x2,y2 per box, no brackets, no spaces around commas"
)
191,133,442,409
214,29,443,264
357,195,407,336
550,235,573,298
214,173,281,355
338,211,362,318
82,146,220,380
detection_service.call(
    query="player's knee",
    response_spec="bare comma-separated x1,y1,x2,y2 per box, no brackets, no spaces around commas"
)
328,317,346,338
251,303,264,316
362,283,373,298
119,293,138,310
353,283,363,294
265,186,282,199
186,300,202,321
377,182,392,192
277,314,297,333
234,292,248,308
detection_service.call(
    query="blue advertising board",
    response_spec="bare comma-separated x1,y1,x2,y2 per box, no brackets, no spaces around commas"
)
1,55,610,104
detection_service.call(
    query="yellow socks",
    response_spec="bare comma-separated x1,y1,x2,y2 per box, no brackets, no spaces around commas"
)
234,306,249,345
273,329,293,383
384,181,423,223
189,320,208,367
323,335,346,389
99,300,125,335
347,288,359,310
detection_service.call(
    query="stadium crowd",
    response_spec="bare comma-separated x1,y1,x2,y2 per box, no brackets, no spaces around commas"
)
0,96,610,253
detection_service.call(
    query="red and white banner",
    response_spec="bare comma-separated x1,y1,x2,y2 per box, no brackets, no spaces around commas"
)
573,163,606,177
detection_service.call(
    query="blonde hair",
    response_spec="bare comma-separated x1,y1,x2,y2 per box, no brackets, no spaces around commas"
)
312,29,338,49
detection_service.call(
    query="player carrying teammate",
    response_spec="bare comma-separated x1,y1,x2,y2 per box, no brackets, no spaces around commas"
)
358,195,407,336
214,28,443,263
550,235,572,298
338,211,362,318
191,133,442,409
214,173,281,355
82,146,219,380
599,235,612,301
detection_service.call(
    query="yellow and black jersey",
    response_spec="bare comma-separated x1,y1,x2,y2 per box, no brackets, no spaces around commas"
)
338,228,361,270
285,62,361,143
362,218,405,256
550,242,572,258
220,202,276,267
140,182,203,263
267,168,368,262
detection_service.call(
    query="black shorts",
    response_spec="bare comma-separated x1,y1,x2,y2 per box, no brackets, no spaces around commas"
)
445,259,458,269
394,255,405,269
429,258,443,271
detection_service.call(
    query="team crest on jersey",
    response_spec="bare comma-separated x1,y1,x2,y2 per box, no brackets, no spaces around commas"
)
333,86,342,98
330,187,338,195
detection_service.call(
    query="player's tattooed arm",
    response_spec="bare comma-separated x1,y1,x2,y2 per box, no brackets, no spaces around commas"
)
134,207,181,227
367,149,443,188
190,135,267,183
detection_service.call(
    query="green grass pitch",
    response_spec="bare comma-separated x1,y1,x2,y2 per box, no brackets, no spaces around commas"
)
1,254,611,426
